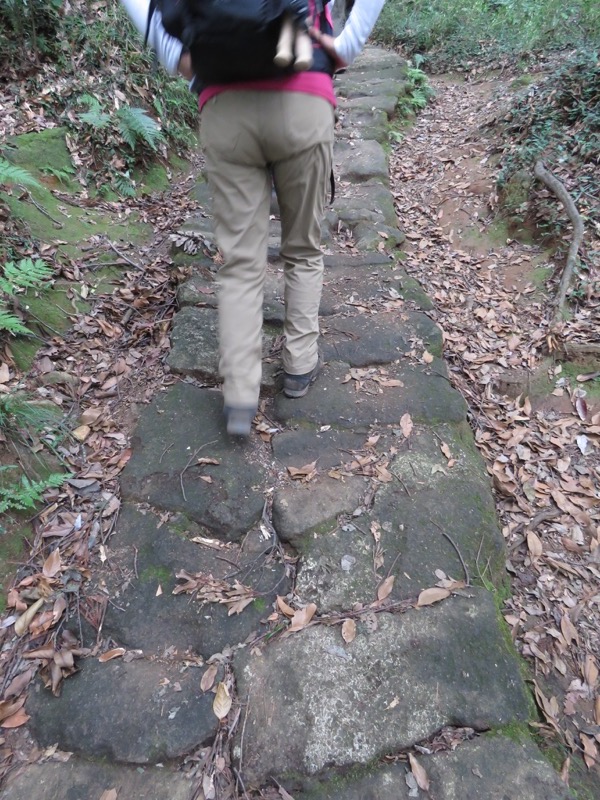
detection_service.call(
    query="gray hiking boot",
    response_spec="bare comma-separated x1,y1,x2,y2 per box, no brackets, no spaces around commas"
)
283,356,322,399
224,406,256,437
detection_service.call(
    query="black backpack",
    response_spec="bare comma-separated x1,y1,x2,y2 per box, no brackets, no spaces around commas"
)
145,0,333,85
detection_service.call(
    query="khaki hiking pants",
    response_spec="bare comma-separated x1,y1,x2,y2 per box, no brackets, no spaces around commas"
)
200,91,335,408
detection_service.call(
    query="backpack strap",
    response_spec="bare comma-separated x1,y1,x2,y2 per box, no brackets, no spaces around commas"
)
144,0,158,47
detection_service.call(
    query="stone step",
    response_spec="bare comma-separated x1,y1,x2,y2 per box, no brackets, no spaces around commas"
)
273,358,467,429
27,656,218,764
121,383,265,540
102,503,288,658
0,760,194,800
275,421,505,608
290,734,574,800
233,588,530,786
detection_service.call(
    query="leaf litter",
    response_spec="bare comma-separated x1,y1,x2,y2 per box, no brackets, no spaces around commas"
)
390,69,600,776
0,130,202,781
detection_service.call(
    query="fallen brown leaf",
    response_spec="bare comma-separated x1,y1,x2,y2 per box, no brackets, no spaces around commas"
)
213,682,232,720
276,596,296,617
14,598,44,637
416,587,451,607
98,648,126,663
0,709,30,729
42,548,62,578
341,619,356,643
400,413,413,438
408,752,430,791
377,575,395,601
288,603,317,633
201,664,218,692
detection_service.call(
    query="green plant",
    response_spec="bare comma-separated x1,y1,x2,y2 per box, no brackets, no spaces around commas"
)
497,51,599,229
0,258,54,336
40,164,76,185
71,96,166,196
0,159,41,189
374,0,600,69
0,465,65,514
398,63,435,117
0,0,64,66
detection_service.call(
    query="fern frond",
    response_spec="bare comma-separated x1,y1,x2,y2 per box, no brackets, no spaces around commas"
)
0,158,41,189
79,94,103,113
79,110,111,129
116,106,164,151
0,467,67,514
113,173,137,197
2,258,53,292
0,308,31,335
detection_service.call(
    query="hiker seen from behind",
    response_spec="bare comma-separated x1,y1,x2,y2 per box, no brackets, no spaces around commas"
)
121,0,386,436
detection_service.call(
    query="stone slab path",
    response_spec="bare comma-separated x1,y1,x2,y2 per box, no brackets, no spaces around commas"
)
2,49,574,800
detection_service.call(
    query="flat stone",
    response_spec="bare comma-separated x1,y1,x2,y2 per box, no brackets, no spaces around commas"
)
369,424,506,597
273,476,365,543
292,735,573,799
263,268,285,325
273,360,467,429
27,657,217,763
233,588,530,785
193,179,213,208
176,271,218,309
294,423,505,610
351,48,407,73
121,382,265,540
166,306,219,381
322,253,391,270
337,77,406,101
326,263,434,311
272,428,366,469
321,311,443,365
336,108,389,143
353,222,405,251
294,520,377,610
332,181,398,228
333,140,388,184
102,504,288,657
338,93,399,119
0,760,194,800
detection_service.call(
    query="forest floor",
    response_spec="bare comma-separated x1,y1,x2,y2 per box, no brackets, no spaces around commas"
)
0,48,599,798
389,66,600,790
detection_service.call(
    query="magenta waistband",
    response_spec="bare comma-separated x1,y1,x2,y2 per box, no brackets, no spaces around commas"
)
198,72,336,111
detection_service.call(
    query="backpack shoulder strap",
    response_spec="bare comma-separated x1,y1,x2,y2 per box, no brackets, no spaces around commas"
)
144,0,158,47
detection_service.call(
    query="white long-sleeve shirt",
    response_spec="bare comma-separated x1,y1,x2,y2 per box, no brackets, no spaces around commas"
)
120,0,184,74
334,0,386,66
120,0,385,74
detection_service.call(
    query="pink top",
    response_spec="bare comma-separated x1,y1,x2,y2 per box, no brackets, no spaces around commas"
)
198,71,336,111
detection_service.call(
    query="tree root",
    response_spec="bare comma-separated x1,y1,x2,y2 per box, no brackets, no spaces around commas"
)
533,161,584,327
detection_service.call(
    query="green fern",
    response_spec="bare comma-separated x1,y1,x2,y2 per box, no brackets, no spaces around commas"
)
0,309,30,335
0,466,67,514
79,94,103,113
41,165,76,184
0,259,53,337
116,106,164,151
1,259,53,294
79,109,111,128
0,158,41,189
113,173,137,197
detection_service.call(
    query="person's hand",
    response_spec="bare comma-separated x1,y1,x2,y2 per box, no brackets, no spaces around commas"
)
178,50,194,80
309,26,348,71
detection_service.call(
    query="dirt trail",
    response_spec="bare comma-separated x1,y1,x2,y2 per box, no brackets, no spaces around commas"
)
390,71,600,793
